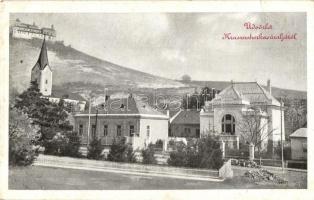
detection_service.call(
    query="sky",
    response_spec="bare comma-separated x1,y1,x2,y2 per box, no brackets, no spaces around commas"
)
11,13,306,91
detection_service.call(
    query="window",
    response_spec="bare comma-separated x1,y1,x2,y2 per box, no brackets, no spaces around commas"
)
45,79,48,84
221,114,235,135
129,125,135,137
79,124,83,136
146,125,150,137
91,124,96,138
302,142,307,153
117,125,122,136
184,128,191,137
196,129,200,138
103,125,108,136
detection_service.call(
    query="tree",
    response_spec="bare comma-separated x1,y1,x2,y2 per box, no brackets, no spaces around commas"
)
282,98,307,138
87,138,104,160
9,108,40,166
14,81,73,150
141,143,157,164
181,74,191,83
107,137,136,163
181,87,220,110
168,135,223,169
237,107,275,155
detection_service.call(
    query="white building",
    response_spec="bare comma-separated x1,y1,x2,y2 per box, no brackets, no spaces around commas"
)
200,81,284,153
73,95,169,150
10,18,56,41
31,38,52,96
290,128,307,160
31,39,86,111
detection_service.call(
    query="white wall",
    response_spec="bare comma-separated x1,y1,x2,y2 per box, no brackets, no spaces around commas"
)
200,112,213,136
12,26,56,41
213,105,244,136
139,118,169,148
291,138,307,160
39,66,52,96
271,108,285,143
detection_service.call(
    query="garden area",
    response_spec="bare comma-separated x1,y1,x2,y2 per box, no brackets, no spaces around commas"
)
9,81,225,172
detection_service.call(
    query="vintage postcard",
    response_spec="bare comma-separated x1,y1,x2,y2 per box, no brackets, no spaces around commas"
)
0,1,313,200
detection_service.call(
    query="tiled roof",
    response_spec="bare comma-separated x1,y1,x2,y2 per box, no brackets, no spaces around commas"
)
78,95,166,116
216,82,280,106
171,110,200,125
33,38,49,70
290,128,307,138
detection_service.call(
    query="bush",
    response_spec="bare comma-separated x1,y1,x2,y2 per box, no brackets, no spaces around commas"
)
87,138,104,160
275,143,291,160
43,131,82,158
9,108,39,166
155,139,164,149
167,142,188,167
167,136,224,170
107,137,136,163
44,132,68,156
64,131,82,158
141,143,157,164
225,144,249,158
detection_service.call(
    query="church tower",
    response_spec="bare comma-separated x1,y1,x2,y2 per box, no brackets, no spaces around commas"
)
31,38,52,96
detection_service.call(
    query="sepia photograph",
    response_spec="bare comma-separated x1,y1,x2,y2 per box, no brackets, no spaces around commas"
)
1,1,312,198
7,12,307,190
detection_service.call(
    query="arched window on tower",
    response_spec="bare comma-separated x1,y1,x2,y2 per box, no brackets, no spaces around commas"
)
221,114,235,135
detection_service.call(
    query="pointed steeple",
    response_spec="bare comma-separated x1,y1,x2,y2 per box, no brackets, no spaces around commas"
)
36,38,49,70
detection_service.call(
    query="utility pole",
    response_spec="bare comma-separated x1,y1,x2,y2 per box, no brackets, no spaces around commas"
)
280,97,284,171
87,96,92,146
186,93,189,110
95,108,98,140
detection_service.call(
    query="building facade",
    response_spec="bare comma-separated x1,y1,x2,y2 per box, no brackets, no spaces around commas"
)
290,128,307,160
10,18,56,41
73,95,169,150
169,109,200,138
31,38,53,96
200,81,285,152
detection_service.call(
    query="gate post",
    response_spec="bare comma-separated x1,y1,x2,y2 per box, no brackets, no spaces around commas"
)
249,143,255,161
221,140,225,159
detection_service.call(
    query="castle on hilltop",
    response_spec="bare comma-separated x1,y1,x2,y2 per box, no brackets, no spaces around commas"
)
10,18,56,41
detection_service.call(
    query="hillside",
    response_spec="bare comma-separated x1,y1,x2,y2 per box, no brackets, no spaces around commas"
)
9,37,186,96
9,37,306,101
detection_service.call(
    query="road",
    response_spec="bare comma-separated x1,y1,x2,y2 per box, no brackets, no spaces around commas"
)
9,166,305,190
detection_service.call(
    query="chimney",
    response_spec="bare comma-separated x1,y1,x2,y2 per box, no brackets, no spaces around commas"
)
267,79,272,95
51,24,54,30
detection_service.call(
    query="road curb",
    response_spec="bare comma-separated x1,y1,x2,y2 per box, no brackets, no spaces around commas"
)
33,162,224,182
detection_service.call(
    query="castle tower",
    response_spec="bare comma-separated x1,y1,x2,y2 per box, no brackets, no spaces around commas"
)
31,38,52,96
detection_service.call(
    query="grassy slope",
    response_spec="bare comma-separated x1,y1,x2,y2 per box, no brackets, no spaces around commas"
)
10,37,306,100
9,37,185,95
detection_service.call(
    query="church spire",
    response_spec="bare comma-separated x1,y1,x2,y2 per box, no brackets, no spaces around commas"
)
36,37,49,70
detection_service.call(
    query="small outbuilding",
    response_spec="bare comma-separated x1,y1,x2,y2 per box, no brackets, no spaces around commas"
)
290,128,307,160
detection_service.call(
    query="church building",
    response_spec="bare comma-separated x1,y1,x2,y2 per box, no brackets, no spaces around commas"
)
31,38,52,96
30,38,86,111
